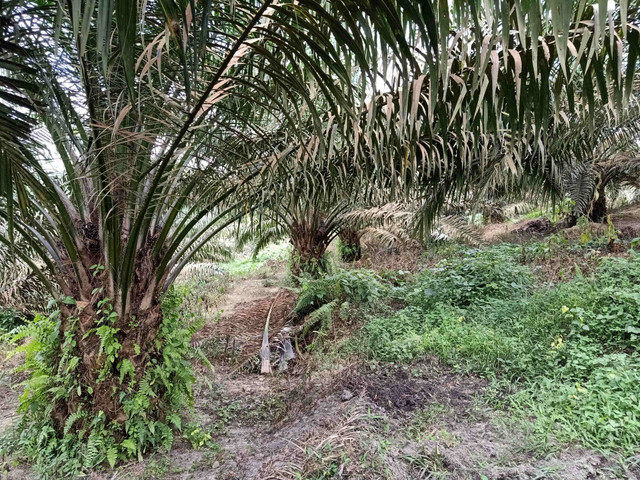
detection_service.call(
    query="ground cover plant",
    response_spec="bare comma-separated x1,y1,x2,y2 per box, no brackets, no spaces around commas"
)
363,239,640,457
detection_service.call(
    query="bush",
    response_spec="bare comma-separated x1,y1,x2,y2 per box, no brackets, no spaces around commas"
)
0,307,24,332
296,268,387,314
292,269,389,352
408,245,532,308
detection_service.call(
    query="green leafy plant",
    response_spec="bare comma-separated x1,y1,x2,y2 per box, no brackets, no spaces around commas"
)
409,245,532,307
293,269,387,349
0,308,23,332
183,423,219,450
1,288,199,477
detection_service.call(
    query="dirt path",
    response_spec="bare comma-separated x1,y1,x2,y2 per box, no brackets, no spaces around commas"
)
217,278,282,316
189,266,292,354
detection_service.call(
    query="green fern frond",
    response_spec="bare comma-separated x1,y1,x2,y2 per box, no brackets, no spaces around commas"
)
106,446,118,469
64,410,86,436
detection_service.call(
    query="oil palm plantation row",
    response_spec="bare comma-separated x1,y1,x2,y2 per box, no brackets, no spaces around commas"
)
1,0,408,468
2,0,640,472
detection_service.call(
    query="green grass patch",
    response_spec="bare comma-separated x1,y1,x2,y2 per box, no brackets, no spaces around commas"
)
361,243,640,455
221,241,291,277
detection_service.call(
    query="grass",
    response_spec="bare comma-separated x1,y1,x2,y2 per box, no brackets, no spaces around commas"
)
221,241,291,277
405,403,454,442
359,240,640,456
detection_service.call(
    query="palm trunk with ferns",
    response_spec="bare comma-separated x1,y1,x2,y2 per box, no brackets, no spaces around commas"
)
338,228,362,262
289,217,332,276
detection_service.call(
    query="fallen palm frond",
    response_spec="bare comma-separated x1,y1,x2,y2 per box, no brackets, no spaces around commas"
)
431,215,482,245
345,202,481,247
202,289,298,358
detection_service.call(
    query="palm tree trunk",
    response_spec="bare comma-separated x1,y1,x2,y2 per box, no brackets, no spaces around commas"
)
338,228,362,262
589,184,607,223
289,221,330,277
55,299,164,431
51,226,170,435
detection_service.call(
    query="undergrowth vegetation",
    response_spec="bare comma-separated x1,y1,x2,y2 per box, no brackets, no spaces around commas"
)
293,269,388,353
222,241,291,278
0,308,24,333
358,242,640,456
0,289,204,478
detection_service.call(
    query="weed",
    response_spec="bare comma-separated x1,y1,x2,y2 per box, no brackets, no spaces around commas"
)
183,422,220,449
189,447,224,472
135,456,184,480
361,243,640,456
406,404,454,441
207,400,241,434
245,394,288,423
403,445,450,479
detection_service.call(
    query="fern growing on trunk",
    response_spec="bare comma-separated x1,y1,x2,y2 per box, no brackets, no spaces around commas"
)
4,287,195,477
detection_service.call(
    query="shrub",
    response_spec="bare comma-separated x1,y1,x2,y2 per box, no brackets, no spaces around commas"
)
0,307,24,332
408,245,532,308
296,268,387,314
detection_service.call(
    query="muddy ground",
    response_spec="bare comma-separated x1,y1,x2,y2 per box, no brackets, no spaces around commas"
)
1,241,639,479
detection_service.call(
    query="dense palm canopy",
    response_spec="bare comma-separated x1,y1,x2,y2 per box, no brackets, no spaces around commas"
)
3,0,640,303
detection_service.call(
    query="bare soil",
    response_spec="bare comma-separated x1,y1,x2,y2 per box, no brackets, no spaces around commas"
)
482,203,640,245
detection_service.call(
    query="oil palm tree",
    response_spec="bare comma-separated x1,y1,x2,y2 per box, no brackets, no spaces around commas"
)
241,152,363,276
563,111,640,222
359,1,640,232
0,0,412,467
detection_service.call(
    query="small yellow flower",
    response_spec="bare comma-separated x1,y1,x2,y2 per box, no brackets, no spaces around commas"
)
561,305,570,314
